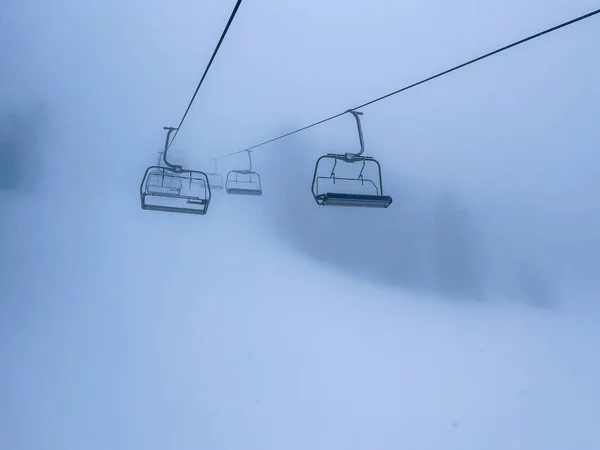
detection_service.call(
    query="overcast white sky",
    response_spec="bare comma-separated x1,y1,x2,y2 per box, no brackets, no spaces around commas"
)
1,1,600,449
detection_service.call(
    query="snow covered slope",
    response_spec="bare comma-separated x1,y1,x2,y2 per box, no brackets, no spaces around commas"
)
1,190,599,449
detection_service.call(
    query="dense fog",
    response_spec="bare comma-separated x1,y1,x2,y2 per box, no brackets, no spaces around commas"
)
2,1,599,449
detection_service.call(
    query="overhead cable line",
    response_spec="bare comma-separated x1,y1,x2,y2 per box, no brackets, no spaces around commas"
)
167,0,244,151
216,7,600,161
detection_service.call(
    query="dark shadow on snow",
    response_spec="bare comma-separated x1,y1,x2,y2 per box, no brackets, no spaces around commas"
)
259,134,577,308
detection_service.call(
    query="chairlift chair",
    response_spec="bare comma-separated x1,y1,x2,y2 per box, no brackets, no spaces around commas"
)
205,159,224,190
225,150,262,196
311,110,393,208
140,127,211,215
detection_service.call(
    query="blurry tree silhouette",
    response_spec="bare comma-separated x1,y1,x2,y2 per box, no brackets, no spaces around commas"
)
0,102,46,193
431,191,483,301
514,264,555,308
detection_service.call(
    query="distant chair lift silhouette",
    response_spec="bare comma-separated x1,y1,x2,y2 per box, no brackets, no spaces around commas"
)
205,159,224,190
311,110,393,208
225,150,262,196
140,126,211,215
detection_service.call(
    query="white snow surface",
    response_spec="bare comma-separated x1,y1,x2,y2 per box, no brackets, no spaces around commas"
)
1,191,599,450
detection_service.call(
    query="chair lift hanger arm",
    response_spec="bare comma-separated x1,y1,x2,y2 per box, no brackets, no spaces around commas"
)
344,109,364,160
245,150,252,172
162,126,182,171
